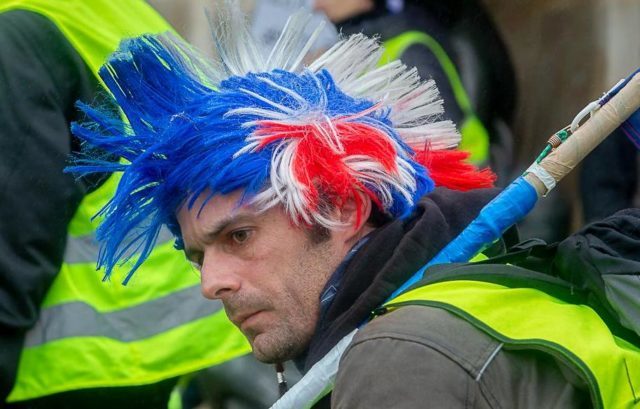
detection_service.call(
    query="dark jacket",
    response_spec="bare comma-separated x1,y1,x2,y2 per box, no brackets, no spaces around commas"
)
303,187,591,408
0,10,102,401
580,129,639,223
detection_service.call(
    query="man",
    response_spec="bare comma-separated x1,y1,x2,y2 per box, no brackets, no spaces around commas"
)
67,4,640,408
0,1,248,408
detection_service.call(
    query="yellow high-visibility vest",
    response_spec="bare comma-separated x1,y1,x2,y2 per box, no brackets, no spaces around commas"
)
382,279,640,409
1,0,250,401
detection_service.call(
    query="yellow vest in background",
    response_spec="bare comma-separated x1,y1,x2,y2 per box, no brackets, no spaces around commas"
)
382,31,491,165
1,0,250,401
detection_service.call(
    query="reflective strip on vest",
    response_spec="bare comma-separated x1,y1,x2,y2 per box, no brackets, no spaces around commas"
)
12,308,248,401
3,0,250,401
384,280,640,409
24,285,222,347
382,31,490,164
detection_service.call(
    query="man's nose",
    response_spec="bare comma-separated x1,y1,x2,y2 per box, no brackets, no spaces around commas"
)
200,255,241,300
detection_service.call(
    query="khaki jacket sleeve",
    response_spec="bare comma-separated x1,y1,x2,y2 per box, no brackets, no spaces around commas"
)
331,306,590,409
332,333,491,409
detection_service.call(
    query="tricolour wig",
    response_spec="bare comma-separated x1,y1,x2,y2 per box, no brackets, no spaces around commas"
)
68,1,495,281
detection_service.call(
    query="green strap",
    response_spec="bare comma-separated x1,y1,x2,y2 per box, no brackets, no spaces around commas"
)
382,31,490,163
384,280,640,409
382,31,472,114
459,115,490,164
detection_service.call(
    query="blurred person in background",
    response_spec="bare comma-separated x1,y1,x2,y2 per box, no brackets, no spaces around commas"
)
313,0,578,244
0,1,249,408
313,0,579,244
249,0,337,61
313,0,518,184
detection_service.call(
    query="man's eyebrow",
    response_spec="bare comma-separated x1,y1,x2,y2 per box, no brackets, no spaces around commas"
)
184,213,257,259
205,213,257,239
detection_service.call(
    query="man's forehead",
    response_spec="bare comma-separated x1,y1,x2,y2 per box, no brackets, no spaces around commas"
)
182,190,258,222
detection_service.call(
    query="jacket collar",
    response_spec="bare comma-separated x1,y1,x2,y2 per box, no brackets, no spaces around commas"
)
302,187,499,371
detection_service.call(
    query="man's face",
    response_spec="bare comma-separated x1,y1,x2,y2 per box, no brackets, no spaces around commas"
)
176,191,348,363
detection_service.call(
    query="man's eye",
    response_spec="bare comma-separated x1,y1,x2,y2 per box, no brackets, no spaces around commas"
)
189,260,202,272
230,229,252,244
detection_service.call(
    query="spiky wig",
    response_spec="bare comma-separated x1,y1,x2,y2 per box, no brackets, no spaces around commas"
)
68,2,495,281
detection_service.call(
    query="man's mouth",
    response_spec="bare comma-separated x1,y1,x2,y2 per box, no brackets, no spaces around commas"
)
231,310,263,328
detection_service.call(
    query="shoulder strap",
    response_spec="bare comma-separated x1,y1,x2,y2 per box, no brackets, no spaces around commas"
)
381,30,490,163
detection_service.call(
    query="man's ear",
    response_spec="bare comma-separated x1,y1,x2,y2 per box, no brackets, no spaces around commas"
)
338,190,373,242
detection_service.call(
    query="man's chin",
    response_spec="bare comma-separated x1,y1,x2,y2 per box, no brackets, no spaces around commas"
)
250,331,305,363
